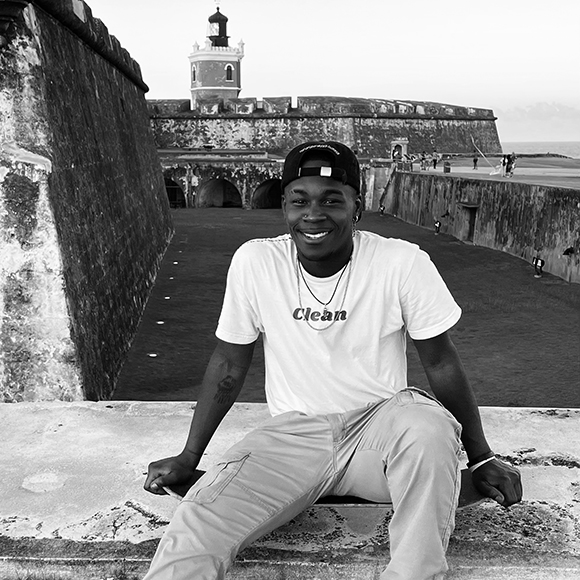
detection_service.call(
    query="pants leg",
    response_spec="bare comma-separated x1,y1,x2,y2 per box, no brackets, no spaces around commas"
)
333,389,462,580
143,411,337,580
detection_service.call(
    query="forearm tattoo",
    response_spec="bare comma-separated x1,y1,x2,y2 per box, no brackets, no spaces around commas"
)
214,375,238,404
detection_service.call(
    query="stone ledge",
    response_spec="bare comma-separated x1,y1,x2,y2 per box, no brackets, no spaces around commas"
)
0,402,579,578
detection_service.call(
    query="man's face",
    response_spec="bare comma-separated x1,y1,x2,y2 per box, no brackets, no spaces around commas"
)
282,159,361,268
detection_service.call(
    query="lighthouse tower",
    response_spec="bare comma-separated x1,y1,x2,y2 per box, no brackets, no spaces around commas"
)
189,6,244,108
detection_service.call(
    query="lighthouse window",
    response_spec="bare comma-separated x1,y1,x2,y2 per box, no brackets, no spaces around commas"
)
225,65,234,81
192,66,197,82
208,22,219,36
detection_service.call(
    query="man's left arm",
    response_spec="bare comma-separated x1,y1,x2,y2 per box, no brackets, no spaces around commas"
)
413,331,523,507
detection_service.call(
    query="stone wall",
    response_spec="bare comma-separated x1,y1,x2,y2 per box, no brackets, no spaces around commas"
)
0,1,172,402
148,96,502,157
383,172,580,283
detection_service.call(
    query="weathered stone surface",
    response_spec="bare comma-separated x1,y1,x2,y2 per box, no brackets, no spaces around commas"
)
0,1,172,401
1,403,580,579
0,7,83,402
148,96,502,157
159,150,283,209
383,172,580,283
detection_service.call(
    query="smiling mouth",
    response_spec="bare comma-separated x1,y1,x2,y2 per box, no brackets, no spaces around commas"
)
301,231,329,240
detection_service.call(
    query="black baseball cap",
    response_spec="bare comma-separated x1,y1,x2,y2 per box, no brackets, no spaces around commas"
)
281,141,360,193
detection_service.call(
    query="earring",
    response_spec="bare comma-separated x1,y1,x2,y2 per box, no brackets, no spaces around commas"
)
352,217,357,238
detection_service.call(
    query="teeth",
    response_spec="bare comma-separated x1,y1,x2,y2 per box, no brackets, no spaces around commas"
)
303,232,328,240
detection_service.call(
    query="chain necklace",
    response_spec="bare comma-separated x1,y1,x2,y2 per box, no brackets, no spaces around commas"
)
295,254,353,331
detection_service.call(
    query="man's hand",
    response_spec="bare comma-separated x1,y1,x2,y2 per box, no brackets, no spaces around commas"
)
144,453,200,496
471,458,523,507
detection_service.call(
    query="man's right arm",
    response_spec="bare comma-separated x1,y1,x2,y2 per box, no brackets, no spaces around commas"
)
144,338,257,495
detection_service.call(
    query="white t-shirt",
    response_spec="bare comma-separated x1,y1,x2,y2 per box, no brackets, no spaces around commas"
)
216,230,461,416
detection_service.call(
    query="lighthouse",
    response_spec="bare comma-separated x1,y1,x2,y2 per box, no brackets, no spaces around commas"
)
189,6,244,108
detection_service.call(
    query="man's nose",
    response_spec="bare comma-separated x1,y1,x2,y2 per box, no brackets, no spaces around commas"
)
302,203,325,220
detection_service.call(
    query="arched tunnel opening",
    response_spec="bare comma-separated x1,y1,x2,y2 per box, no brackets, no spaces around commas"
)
164,178,186,208
251,179,282,209
197,179,242,207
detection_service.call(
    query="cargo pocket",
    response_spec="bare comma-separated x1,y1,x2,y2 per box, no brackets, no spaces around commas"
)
184,453,250,505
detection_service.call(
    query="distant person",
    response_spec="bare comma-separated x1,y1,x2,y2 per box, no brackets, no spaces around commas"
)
420,150,427,170
532,255,545,278
501,155,508,176
472,150,478,170
143,140,522,580
505,155,512,177
505,153,515,177
432,150,438,169
508,152,517,177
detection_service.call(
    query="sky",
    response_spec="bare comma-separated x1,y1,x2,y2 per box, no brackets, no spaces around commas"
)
87,0,580,142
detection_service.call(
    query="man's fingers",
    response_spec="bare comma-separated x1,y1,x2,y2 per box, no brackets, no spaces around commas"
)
476,479,506,505
474,473,523,507
143,473,157,493
472,459,524,508
143,456,200,496
144,464,173,494
496,466,523,507
503,475,524,507
144,475,167,495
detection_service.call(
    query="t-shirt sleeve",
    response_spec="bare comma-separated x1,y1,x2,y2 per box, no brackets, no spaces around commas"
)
215,245,262,345
400,248,461,340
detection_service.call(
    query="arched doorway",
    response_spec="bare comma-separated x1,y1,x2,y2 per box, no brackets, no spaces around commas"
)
390,138,409,161
165,178,186,208
251,179,282,209
197,179,242,207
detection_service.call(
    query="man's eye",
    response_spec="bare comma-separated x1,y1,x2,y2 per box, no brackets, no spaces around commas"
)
292,199,306,205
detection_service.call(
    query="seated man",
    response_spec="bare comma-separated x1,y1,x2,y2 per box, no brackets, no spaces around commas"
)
143,140,522,580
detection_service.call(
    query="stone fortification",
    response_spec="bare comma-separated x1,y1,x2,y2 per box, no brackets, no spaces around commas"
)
0,0,172,402
383,173,580,283
148,96,502,157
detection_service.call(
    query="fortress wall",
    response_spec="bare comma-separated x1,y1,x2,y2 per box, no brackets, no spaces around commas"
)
384,173,580,283
149,100,501,157
355,118,502,156
152,116,357,155
0,1,172,402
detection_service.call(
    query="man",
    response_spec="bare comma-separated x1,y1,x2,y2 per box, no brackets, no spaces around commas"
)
143,141,522,580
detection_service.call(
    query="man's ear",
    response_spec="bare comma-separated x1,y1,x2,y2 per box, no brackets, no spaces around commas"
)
281,195,288,219
354,194,363,222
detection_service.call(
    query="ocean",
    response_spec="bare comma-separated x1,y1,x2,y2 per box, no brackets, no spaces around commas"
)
502,141,580,159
